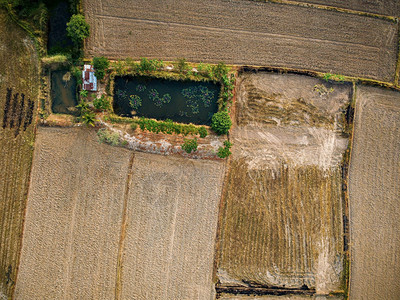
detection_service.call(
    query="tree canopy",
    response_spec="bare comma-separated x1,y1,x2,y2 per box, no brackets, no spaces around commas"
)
66,14,90,45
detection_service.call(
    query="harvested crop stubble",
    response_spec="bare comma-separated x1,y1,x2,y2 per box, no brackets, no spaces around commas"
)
0,10,39,298
217,73,351,294
83,0,398,82
349,86,400,300
15,127,132,299
120,152,225,300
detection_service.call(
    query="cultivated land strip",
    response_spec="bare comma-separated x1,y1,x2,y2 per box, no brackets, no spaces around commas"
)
0,10,39,298
120,152,225,300
217,73,350,295
349,86,400,299
83,0,398,82
15,128,130,299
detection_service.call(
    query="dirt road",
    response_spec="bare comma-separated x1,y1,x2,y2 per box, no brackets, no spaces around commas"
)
83,0,398,82
349,86,400,299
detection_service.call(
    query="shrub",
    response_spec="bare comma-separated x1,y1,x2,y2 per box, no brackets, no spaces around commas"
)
66,14,90,46
212,62,229,80
217,140,232,158
81,110,96,126
92,56,109,80
175,58,189,73
97,128,121,146
211,111,232,135
198,126,208,138
182,138,198,153
93,95,110,110
79,90,88,98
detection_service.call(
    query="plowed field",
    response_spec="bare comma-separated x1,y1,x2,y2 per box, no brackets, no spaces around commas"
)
0,10,39,298
14,127,226,299
83,0,398,82
217,73,351,294
349,86,400,299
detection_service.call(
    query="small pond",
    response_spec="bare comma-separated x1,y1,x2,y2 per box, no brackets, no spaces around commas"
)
113,76,220,125
51,70,77,114
47,1,73,53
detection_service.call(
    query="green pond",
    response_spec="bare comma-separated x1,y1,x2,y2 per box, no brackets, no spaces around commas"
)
51,70,77,114
113,76,220,125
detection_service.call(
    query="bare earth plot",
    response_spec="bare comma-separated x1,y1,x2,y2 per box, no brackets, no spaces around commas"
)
0,10,39,298
83,0,398,82
349,86,400,300
297,0,400,17
217,73,351,296
120,152,225,300
14,127,131,299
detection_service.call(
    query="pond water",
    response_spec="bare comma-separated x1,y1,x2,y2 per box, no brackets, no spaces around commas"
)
47,1,73,54
113,76,220,125
51,70,77,114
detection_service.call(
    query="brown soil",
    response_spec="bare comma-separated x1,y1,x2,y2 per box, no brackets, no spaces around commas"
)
120,152,226,299
0,10,39,298
14,127,131,299
217,73,351,294
83,0,398,82
297,0,400,17
14,127,226,299
348,86,400,299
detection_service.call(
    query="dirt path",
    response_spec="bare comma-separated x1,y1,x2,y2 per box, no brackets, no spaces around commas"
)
349,86,400,299
83,0,398,82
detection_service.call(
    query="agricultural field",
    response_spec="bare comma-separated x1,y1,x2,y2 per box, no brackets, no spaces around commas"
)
217,72,351,296
120,152,225,299
348,86,400,299
0,9,39,298
14,127,131,299
14,127,226,299
83,0,398,82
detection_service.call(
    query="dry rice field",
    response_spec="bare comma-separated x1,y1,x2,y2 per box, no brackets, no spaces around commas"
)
83,0,398,82
348,86,400,299
0,10,39,298
217,73,351,295
14,127,226,299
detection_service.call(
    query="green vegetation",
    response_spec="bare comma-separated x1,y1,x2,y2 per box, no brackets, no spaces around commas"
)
92,56,109,80
211,111,232,135
76,99,96,126
217,140,232,158
66,14,89,46
97,128,124,146
41,54,68,65
93,95,110,111
175,58,190,74
181,138,198,153
132,117,207,137
323,72,345,82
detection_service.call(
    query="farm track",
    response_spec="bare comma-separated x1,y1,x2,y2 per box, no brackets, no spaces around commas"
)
348,86,400,299
83,0,398,82
0,10,39,298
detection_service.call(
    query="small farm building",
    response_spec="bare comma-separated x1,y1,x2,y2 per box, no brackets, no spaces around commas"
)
82,65,97,91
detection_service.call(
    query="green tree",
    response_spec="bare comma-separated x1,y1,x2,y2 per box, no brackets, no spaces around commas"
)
92,56,109,80
211,111,232,135
66,14,90,45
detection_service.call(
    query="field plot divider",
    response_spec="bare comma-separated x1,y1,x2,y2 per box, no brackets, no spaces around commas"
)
114,152,135,300
394,21,400,87
250,0,398,22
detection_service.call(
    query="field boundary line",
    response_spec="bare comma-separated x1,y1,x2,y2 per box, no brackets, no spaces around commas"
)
249,0,398,23
114,152,135,300
394,22,400,86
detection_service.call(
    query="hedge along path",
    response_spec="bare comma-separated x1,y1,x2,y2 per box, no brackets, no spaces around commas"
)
0,10,39,299
83,0,398,82
216,72,352,295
